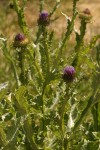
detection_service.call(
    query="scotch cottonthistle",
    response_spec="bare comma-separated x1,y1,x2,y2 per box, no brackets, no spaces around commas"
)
62,66,75,82
38,11,50,26
13,33,28,48
0,1,99,150
79,8,92,22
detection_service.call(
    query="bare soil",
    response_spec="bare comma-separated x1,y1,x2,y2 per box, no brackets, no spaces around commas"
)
0,0,100,41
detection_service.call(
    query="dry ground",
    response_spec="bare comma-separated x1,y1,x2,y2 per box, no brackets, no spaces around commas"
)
0,0,100,41
0,0,99,82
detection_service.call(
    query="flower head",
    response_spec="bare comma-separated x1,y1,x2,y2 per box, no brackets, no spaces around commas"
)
13,33,28,48
62,66,75,82
15,33,25,41
9,3,14,9
79,8,92,22
38,11,50,26
83,8,91,15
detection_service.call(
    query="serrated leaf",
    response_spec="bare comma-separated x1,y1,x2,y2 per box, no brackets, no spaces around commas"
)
3,118,21,150
0,126,7,147
61,12,71,22
0,82,8,100
15,86,29,114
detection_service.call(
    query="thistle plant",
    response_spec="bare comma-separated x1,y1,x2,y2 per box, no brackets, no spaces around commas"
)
38,11,50,26
62,66,75,82
13,33,29,48
0,0,100,150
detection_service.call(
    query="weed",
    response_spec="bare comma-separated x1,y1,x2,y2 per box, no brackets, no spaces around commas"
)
0,0,100,150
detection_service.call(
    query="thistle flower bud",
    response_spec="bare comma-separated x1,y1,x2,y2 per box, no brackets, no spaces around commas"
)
62,66,75,82
79,8,92,22
9,3,14,9
83,8,91,15
13,33,29,48
38,11,50,26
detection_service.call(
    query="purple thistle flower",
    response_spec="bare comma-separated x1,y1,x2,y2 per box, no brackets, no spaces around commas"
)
14,33,28,48
79,8,92,23
15,33,25,42
38,11,50,26
62,66,75,82
83,8,91,15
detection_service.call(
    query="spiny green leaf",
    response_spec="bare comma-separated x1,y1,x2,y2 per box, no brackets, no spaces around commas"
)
15,86,29,114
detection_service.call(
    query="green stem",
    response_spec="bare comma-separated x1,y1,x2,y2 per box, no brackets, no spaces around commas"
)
75,20,86,51
92,103,99,131
18,51,27,85
40,0,44,13
72,20,87,67
42,27,50,73
34,61,44,81
49,1,60,18
35,27,42,44
65,88,98,149
41,81,47,148
10,59,20,88
56,12,77,66
91,64,100,131
73,0,79,15
13,0,28,34
24,119,39,150
60,17,75,53
13,0,19,14
59,85,69,149
2,41,20,88
72,88,98,132
73,96,93,131
28,48,44,82
0,128,7,148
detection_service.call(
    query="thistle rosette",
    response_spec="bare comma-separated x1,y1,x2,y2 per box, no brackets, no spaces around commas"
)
13,33,29,48
38,11,50,26
79,8,92,23
62,66,75,82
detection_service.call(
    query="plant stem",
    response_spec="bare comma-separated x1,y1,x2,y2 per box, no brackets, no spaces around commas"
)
72,20,87,67
56,12,77,67
40,0,44,13
34,61,44,81
10,59,20,88
24,119,39,150
40,81,47,149
35,27,42,44
18,51,27,85
59,85,69,149
42,27,50,73
92,103,99,131
49,1,60,18
2,40,20,88
72,88,98,133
